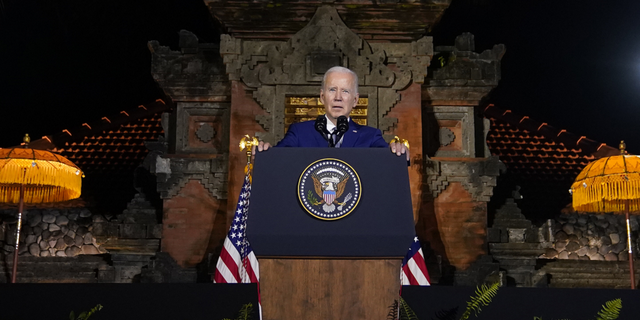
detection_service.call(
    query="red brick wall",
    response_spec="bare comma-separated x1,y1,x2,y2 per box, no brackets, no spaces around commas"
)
227,81,269,229
162,180,221,267
421,182,487,270
384,82,423,223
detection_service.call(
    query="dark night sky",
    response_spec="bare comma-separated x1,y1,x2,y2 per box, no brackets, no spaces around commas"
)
1,0,640,152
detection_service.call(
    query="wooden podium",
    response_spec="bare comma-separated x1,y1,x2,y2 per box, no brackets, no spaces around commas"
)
248,149,414,320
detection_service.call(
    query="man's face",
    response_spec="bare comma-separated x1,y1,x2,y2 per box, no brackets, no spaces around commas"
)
320,71,359,125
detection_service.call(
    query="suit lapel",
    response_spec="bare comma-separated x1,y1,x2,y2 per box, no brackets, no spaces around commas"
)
341,119,362,148
314,126,328,147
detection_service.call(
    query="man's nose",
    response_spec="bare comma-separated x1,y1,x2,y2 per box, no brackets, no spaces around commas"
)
335,91,343,100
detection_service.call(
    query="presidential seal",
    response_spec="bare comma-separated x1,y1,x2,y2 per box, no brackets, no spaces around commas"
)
298,158,361,220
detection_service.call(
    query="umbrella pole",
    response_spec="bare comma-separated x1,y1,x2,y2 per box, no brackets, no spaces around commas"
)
626,199,636,289
11,180,25,283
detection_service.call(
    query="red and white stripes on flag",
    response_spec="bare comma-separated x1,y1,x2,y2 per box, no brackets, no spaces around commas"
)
401,236,431,286
214,172,261,317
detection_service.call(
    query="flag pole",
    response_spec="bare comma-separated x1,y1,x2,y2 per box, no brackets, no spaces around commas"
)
626,199,635,289
11,168,26,283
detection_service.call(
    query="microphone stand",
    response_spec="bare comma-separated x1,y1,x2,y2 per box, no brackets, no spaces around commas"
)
334,116,349,147
314,116,334,147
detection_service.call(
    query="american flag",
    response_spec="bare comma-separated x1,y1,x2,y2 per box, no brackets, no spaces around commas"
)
401,236,431,286
214,172,260,295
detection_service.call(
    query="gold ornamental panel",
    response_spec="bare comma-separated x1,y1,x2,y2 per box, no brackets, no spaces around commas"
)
285,97,368,130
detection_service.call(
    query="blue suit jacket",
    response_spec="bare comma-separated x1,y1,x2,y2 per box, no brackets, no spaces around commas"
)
275,119,388,148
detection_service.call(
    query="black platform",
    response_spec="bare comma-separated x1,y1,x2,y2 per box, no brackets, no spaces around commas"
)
3,283,639,319
0,283,258,320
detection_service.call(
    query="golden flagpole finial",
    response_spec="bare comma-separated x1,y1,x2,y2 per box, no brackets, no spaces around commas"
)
620,140,626,155
239,134,259,163
390,136,410,150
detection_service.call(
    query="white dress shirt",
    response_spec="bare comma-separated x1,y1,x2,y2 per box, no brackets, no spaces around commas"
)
325,115,349,148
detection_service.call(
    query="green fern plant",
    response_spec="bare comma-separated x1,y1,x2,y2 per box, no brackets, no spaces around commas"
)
387,300,399,320
222,303,254,320
533,298,621,320
69,304,103,320
459,282,499,320
596,298,622,320
398,297,419,320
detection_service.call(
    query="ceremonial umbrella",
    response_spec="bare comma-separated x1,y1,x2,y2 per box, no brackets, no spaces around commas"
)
570,141,639,289
0,135,83,283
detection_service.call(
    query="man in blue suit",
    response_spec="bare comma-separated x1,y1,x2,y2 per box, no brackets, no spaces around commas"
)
256,66,408,159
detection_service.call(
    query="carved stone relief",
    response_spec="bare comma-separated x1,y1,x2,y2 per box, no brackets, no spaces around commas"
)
175,102,230,154
196,123,215,143
423,34,505,159
425,157,505,202
155,156,229,200
439,127,455,146
220,6,433,144
148,31,232,201
149,31,229,101
429,32,505,89
425,106,475,158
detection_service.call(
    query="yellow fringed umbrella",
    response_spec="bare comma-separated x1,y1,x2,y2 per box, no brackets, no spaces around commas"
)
570,140,639,289
0,134,83,283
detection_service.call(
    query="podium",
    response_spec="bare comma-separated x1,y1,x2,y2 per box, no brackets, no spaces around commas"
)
248,148,415,320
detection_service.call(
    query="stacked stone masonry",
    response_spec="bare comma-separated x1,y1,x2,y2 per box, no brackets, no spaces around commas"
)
541,213,639,262
1,208,107,258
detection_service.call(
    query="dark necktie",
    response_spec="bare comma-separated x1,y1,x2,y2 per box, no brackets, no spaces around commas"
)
331,128,338,147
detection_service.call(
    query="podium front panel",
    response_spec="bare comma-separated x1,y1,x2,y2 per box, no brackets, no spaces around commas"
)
246,148,415,257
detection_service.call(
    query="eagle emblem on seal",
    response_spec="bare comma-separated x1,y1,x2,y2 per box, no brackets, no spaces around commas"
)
298,158,361,220
312,173,351,213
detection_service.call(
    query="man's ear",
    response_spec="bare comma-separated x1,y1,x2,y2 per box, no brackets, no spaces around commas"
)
319,89,325,103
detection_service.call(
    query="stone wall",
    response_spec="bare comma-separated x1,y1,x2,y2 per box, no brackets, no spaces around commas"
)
541,213,638,261
0,192,166,283
1,208,106,258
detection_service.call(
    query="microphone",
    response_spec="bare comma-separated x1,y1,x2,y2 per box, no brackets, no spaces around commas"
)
314,116,334,147
336,116,349,134
335,116,349,146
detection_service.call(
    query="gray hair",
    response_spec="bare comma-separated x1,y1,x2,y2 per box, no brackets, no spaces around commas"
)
321,66,359,94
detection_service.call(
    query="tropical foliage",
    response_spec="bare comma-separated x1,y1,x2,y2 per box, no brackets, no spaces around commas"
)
69,304,103,320
533,298,622,320
399,297,420,320
223,303,254,320
459,282,500,320
596,298,622,320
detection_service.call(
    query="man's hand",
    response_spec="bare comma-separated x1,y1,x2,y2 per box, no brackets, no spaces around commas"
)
251,141,271,156
389,141,410,162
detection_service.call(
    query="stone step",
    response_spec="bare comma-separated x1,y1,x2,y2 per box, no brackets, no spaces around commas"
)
540,260,639,289
541,260,636,273
546,272,637,279
0,255,109,283
490,243,544,250
494,256,540,266
491,250,544,255
489,243,545,257
549,278,633,289
15,277,98,283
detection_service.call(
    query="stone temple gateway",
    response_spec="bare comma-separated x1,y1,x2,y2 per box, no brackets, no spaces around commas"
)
1,1,634,288
150,3,504,279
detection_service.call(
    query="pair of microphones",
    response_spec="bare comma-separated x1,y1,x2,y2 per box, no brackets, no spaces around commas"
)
314,115,349,148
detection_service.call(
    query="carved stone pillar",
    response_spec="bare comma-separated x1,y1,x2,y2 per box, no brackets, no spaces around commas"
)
149,31,230,268
419,33,506,271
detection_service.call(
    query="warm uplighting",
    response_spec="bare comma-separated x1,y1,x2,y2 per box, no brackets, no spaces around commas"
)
0,139,83,204
0,134,84,283
571,140,638,289
571,145,640,212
